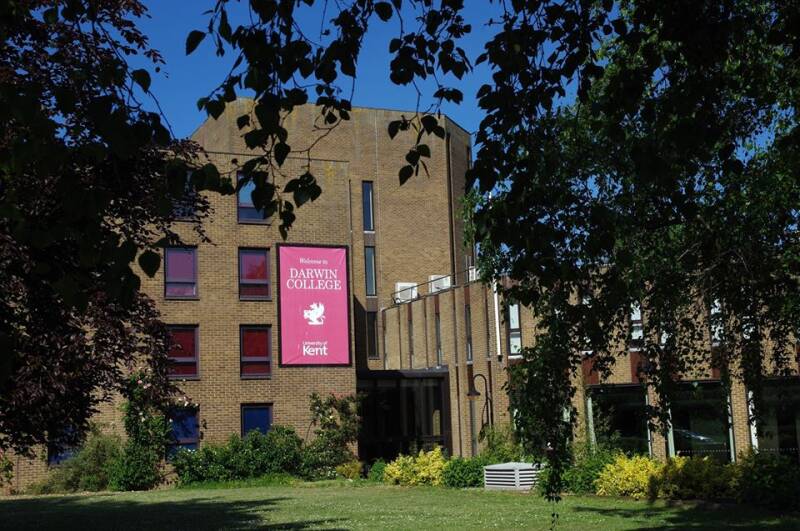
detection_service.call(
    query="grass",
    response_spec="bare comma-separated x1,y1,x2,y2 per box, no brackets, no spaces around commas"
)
1,481,798,530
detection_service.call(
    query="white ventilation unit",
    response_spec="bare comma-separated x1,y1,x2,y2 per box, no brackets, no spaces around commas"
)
467,266,479,282
428,275,451,293
394,282,418,303
483,462,543,492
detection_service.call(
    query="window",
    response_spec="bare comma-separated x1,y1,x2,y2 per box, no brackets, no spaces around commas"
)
240,325,271,378
365,246,376,296
47,429,76,465
167,326,198,378
507,302,522,357
362,181,375,231
587,385,650,455
435,311,443,366
408,307,414,358
239,248,270,299
168,407,199,454
237,175,268,222
465,304,473,363
366,311,379,359
241,404,272,436
670,382,733,462
630,303,643,350
165,248,197,298
754,379,800,463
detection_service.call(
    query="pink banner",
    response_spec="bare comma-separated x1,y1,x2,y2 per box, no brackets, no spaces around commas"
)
278,245,351,366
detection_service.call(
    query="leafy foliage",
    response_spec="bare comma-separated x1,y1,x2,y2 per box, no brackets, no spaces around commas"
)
335,461,364,480
0,0,231,455
655,456,739,501
594,454,663,500
367,459,387,482
442,456,488,488
108,372,173,491
299,393,361,480
478,423,525,463
26,427,122,494
171,427,303,485
383,447,446,486
561,443,620,495
736,451,800,510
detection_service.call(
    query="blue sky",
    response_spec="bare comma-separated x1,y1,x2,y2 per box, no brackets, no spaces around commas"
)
138,2,502,139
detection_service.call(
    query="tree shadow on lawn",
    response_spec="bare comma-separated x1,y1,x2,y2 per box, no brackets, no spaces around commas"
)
0,493,348,531
572,501,800,530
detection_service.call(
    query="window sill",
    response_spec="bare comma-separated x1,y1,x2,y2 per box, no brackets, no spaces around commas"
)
240,375,271,380
239,297,272,302
165,296,200,301
169,376,200,381
237,220,272,226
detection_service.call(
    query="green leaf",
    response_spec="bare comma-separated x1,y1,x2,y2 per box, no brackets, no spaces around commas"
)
131,69,151,92
236,114,250,129
186,30,206,55
138,250,161,278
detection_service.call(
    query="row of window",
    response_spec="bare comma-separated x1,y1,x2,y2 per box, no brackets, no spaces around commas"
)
168,325,271,379
167,404,273,454
164,247,270,300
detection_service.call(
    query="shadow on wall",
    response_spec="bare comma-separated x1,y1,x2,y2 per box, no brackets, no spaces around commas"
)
572,503,797,530
0,494,347,531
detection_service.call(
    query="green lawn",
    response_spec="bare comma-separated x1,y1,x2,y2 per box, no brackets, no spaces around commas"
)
1,481,797,530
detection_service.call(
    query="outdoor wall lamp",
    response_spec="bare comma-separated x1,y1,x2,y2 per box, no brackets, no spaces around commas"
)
467,373,494,429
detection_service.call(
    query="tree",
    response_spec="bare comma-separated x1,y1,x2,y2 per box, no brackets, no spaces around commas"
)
0,1,229,454
190,0,800,498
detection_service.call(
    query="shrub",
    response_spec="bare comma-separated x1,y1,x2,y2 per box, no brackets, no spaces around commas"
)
594,454,663,500
443,456,488,488
479,424,524,463
109,372,173,491
562,442,619,494
737,451,800,510
383,454,416,486
27,429,122,494
384,447,446,486
367,459,387,482
171,426,303,485
299,393,360,481
656,456,738,501
336,461,363,480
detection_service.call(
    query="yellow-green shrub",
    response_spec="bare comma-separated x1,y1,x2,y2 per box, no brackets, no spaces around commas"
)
335,461,363,480
594,454,663,500
656,456,738,500
383,447,446,486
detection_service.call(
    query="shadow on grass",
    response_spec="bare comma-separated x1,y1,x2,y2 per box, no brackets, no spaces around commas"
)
572,502,799,530
0,494,347,530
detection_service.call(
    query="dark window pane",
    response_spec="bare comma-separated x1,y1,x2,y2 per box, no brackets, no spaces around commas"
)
366,311,378,359
242,362,271,376
757,378,800,462
240,326,270,378
242,405,272,435
240,284,270,298
240,250,268,281
671,382,732,462
168,408,199,454
362,181,374,231
589,385,649,455
465,305,473,362
165,248,197,297
168,327,197,377
365,246,376,296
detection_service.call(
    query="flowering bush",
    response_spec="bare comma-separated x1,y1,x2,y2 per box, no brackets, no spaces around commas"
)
383,454,416,486
594,454,663,500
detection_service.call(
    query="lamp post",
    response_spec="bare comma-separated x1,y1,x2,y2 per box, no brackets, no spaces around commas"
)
467,373,494,429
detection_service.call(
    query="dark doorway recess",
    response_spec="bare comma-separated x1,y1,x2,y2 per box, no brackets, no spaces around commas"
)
357,369,451,463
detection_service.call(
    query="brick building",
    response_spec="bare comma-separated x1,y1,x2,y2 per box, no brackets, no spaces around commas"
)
8,99,800,491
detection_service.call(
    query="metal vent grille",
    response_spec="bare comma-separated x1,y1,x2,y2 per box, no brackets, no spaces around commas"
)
483,462,543,491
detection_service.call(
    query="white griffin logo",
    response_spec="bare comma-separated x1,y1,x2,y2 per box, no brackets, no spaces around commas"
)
303,302,325,325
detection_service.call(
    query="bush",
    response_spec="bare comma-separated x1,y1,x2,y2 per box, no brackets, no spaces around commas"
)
562,443,619,494
336,461,363,480
384,447,446,486
594,454,663,500
299,433,352,481
367,459,387,482
27,429,122,494
443,456,488,488
299,393,360,481
171,426,303,485
656,456,738,501
737,451,800,510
